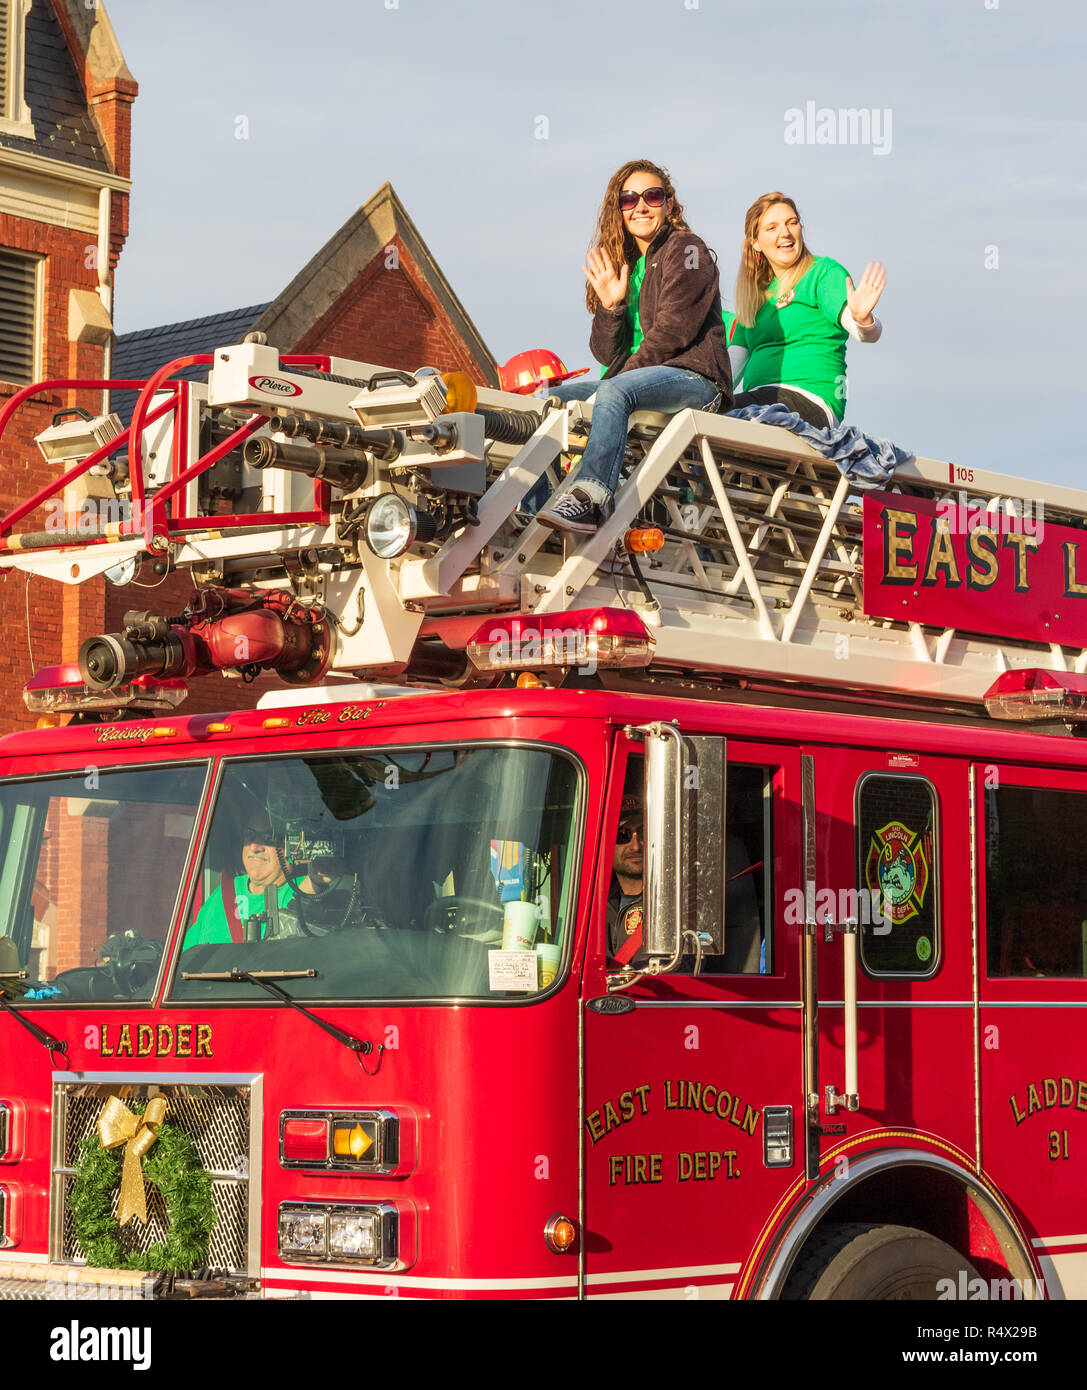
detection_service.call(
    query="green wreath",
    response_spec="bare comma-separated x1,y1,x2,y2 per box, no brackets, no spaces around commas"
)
68,1100,217,1272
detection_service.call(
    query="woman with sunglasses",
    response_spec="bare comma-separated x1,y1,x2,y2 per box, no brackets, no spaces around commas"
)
534,160,732,535
725,192,885,429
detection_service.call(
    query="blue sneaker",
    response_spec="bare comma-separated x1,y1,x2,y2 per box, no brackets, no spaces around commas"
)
537,488,602,535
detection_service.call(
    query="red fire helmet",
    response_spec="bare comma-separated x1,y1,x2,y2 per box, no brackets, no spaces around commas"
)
499,349,590,395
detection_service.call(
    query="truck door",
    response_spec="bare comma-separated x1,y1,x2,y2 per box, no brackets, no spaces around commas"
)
581,728,803,1300
805,746,976,1178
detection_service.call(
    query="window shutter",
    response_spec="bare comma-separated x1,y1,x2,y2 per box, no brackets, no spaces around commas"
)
0,250,38,383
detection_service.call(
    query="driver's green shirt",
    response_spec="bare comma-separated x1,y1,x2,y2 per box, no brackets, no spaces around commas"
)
184,874,296,947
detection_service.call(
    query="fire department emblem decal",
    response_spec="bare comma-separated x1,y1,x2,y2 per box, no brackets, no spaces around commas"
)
865,820,929,925
623,905,643,938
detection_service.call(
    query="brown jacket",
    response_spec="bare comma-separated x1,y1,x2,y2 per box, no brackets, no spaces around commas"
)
588,225,732,397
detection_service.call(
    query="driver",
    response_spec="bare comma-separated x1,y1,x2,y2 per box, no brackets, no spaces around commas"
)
184,814,298,946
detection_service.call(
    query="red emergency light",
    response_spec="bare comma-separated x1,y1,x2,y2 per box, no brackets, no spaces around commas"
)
23,663,188,718
983,668,1087,722
465,607,655,672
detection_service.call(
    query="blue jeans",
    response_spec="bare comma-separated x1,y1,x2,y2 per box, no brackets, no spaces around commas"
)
524,366,722,513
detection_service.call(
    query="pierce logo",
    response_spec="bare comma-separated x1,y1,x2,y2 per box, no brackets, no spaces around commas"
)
248,375,302,396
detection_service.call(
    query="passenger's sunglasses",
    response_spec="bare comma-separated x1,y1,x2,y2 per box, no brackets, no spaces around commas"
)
618,187,667,212
616,820,644,845
243,826,275,845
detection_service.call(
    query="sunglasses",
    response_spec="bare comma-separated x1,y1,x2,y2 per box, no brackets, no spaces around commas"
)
616,820,644,845
618,187,667,212
243,826,275,844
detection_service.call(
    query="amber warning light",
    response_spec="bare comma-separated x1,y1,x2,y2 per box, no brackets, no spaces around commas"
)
465,608,655,673
983,669,1087,722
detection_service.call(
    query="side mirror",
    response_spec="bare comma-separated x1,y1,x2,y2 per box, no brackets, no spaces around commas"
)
628,723,727,972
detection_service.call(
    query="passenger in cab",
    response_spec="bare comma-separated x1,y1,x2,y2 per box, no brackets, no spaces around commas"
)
533,159,732,535
725,192,885,428
606,793,763,975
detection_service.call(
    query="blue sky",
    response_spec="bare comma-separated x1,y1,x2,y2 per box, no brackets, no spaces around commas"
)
106,0,1085,487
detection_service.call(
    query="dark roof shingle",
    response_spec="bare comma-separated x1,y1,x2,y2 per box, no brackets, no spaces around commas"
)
0,0,110,173
110,304,270,424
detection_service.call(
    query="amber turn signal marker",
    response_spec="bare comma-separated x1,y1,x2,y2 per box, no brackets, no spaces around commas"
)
34,716,61,729
544,1214,577,1253
625,527,664,553
515,672,545,689
206,722,233,734
263,717,291,729
441,371,478,415
150,727,178,738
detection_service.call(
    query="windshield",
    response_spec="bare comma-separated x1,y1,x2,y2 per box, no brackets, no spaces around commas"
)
169,745,581,1002
0,764,208,1003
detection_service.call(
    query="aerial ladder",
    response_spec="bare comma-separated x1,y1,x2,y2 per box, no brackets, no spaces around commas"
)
0,337,1082,724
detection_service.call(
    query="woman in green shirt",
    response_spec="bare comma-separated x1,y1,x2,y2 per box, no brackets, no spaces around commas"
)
723,192,885,428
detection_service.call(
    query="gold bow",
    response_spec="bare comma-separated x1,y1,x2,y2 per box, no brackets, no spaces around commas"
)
96,1095,168,1226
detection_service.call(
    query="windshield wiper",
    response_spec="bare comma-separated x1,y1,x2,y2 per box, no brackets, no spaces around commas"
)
182,969,379,1066
0,982,69,1062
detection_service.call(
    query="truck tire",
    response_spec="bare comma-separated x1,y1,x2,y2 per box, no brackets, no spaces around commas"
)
782,1221,977,1300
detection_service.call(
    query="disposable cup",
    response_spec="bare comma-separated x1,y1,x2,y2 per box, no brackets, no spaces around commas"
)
502,901,538,951
536,942,561,988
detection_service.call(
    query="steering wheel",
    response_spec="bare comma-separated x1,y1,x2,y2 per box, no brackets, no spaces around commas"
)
423,897,504,935
52,934,163,1000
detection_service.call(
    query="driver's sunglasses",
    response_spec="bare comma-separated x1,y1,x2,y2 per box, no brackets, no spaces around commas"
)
243,826,275,845
616,820,644,845
619,186,666,212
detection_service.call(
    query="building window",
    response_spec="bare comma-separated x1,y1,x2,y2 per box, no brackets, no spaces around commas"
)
0,248,40,383
0,0,33,138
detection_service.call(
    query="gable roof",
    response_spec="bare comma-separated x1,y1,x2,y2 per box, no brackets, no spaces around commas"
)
0,0,110,172
252,182,498,387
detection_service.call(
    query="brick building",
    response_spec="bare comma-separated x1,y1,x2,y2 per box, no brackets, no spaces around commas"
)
0,0,134,733
1,3,497,733
105,181,498,719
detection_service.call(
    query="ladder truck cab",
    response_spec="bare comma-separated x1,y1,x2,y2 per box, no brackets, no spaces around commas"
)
0,341,1080,1300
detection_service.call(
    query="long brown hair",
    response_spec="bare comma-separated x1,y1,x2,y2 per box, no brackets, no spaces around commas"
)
585,159,688,313
734,192,815,327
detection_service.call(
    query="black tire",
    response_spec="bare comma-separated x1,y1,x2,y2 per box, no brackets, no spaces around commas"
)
783,1221,978,1300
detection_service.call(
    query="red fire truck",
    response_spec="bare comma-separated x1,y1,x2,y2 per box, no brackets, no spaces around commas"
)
0,343,1082,1300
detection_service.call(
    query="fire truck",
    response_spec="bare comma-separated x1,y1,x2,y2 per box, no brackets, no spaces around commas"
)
0,339,1082,1300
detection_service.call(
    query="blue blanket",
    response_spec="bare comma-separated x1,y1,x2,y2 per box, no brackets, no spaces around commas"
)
726,402,912,489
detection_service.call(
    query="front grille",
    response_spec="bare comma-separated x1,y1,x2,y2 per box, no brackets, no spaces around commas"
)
54,1082,254,1274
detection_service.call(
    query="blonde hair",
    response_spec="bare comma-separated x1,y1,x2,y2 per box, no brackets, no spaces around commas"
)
585,160,688,313
734,192,815,327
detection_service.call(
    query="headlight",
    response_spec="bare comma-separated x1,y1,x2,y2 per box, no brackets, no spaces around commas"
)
363,493,436,559
278,1206,327,1259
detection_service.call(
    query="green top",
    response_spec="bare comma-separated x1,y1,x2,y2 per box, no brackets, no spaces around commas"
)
723,255,851,420
601,253,647,377
184,873,296,947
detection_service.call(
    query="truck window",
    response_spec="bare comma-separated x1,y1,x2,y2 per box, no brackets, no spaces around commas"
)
985,784,1087,978
169,744,581,1003
608,757,771,976
0,764,208,1003
856,774,939,977
697,763,772,975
